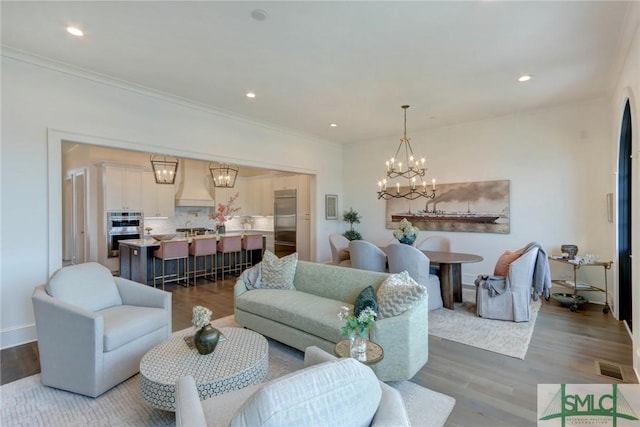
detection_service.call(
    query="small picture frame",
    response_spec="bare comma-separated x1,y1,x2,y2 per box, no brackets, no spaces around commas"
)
325,194,338,220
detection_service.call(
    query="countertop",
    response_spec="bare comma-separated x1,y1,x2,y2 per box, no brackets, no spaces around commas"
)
120,232,267,248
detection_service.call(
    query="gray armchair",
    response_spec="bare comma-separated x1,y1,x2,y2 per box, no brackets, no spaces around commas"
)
329,233,351,266
349,240,387,272
475,246,539,322
386,243,444,311
176,346,410,427
32,262,171,397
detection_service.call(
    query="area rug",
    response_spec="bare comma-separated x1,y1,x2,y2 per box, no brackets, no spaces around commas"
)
429,287,541,359
1,316,455,427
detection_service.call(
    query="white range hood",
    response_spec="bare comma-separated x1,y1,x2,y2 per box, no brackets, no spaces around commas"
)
174,159,215,207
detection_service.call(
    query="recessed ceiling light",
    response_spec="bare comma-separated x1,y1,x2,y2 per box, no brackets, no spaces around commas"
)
330,123,338,127
518,74,532,82
251,10,268,21
246,92,256,98
66,26,84,37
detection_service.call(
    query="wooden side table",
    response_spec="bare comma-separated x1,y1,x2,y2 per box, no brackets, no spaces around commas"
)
333,340,384,365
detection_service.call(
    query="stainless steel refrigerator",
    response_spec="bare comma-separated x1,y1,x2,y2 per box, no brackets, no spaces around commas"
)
274,189,297,257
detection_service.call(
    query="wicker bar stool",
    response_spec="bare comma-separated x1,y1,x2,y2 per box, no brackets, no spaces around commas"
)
241,234,264,270
217,235,242,279
188,237,217,286
153,240,189,290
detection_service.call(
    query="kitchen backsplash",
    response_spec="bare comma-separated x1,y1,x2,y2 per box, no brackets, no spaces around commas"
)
143,206,274,235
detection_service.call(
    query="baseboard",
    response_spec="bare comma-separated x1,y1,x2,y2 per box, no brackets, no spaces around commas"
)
1,323,37,350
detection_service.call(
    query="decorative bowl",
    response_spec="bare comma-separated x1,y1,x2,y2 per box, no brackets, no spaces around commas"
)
151,234,176,241
551,293,588,308
560,244,578,259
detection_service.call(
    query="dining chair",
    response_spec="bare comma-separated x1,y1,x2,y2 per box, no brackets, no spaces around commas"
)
386,243,444,311
329,233,351,266
417,235,451,274
348,240,387,272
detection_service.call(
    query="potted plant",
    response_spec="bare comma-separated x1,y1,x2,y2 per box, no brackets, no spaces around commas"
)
342,207,362,241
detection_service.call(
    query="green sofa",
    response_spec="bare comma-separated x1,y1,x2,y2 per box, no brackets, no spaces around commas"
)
234,261,429,381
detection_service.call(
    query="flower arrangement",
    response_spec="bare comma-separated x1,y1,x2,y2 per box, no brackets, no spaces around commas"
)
393,218,419,245
192,305,212,329
209,192,241,225
337,306,377,338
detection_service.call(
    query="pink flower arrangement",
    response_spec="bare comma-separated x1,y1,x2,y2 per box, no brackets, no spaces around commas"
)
209,192,241,225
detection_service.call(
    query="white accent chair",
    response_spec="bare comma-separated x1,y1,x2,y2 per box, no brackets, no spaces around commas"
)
175,346,410,427
386,243,444,311
349,240,387,272
329,233,351,266
475,247,539,322
417,235,451,274
32,262,171,397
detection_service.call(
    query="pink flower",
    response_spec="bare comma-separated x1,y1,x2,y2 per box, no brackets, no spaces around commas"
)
209,192,241,225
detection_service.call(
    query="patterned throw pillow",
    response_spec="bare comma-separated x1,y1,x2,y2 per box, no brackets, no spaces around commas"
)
261,250,298,290
376,271,426,319
354,286,378,317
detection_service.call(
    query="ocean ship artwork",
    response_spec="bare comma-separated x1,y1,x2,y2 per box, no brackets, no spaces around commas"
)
386,180,510,234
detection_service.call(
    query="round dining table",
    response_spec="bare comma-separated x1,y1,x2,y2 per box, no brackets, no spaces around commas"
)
421,250,483,309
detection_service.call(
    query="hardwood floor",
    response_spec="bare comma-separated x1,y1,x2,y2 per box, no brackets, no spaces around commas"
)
2,280,636,427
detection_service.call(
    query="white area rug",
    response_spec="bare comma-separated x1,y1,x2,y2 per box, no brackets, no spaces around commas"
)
1,316,455,427
429,287,541,359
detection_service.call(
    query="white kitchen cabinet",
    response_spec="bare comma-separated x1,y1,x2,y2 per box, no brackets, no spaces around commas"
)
104,165,143,211
142,171,175,217
261,178,274,216
272,175,297,191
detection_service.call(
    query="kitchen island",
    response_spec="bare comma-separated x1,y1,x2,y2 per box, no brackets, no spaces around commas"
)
119,232,266,286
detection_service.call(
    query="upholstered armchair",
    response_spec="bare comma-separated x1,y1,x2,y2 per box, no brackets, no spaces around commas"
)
32,262,171,397
329,233,351,266
176,346,410,427
386,243,444,311
475,246,539,322
349,240,387,272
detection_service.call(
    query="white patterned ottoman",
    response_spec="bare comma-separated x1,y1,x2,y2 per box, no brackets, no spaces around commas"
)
139,327,268,411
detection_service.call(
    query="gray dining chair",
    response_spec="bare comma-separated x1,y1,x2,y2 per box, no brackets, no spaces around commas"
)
386,244,444,311
417,235,451,274
329,233,351,266
349,240,387,272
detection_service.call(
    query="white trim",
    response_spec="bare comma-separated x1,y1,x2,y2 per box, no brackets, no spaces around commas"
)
0,323,36,350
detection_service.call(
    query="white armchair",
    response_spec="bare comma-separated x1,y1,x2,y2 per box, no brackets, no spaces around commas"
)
349,240,387,272
32,262,171,397
329,233,351,266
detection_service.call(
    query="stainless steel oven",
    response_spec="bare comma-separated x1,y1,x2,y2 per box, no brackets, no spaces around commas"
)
107,211,143,258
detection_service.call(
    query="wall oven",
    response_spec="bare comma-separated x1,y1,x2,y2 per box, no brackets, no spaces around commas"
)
107,211,143,258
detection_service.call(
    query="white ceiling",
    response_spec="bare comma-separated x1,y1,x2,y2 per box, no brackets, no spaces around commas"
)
2,1,638,144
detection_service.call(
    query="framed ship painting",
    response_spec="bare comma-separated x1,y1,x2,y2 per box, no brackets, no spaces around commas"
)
385,179,510,234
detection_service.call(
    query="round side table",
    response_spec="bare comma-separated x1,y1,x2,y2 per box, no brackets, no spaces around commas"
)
333,340,384,365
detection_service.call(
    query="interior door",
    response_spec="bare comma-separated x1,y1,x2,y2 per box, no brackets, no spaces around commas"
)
73,171,87,264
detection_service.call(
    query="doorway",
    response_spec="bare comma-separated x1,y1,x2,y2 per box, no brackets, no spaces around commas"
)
618,100,632,330
63,169,88,265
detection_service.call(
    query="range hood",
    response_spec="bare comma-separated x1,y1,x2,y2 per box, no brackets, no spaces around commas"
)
174,159,215,207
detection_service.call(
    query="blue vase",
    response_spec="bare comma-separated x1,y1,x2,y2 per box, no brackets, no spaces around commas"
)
399,235,416,245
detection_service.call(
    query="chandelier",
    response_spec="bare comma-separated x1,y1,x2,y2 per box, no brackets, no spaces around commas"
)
377,105,436,200
150,154,179,184
209,162,238,188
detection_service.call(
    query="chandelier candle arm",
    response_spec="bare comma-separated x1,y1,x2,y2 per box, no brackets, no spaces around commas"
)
377,105,437,200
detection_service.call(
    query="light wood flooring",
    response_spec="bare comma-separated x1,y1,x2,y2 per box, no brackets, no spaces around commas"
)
1,278,636,427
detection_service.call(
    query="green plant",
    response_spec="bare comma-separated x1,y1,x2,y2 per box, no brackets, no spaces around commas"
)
338,306,377,338
342,208,362,241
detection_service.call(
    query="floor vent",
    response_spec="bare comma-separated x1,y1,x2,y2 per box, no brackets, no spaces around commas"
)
596,360,624,381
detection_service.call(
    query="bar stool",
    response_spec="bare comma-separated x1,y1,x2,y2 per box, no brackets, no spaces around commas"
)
153,240,189,290
217,235,242,279
188,237,217,286
241,234,264,270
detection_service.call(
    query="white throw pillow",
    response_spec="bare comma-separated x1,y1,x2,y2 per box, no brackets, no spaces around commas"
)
376,271,427,319
230,359,381,427
260,250,298,290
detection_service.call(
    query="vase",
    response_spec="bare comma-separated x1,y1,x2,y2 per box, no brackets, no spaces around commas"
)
217,225,226,234
194,324,221,355
350,333,368,362
399,235,416,245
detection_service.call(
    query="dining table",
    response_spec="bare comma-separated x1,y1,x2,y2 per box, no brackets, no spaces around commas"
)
420,250,483,309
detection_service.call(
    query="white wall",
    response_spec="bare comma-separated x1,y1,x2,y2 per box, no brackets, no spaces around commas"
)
610,12,640,377
0,53,344,348
344,99,615,294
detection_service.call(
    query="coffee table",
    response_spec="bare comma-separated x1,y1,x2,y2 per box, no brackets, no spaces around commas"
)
139,326,268,411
